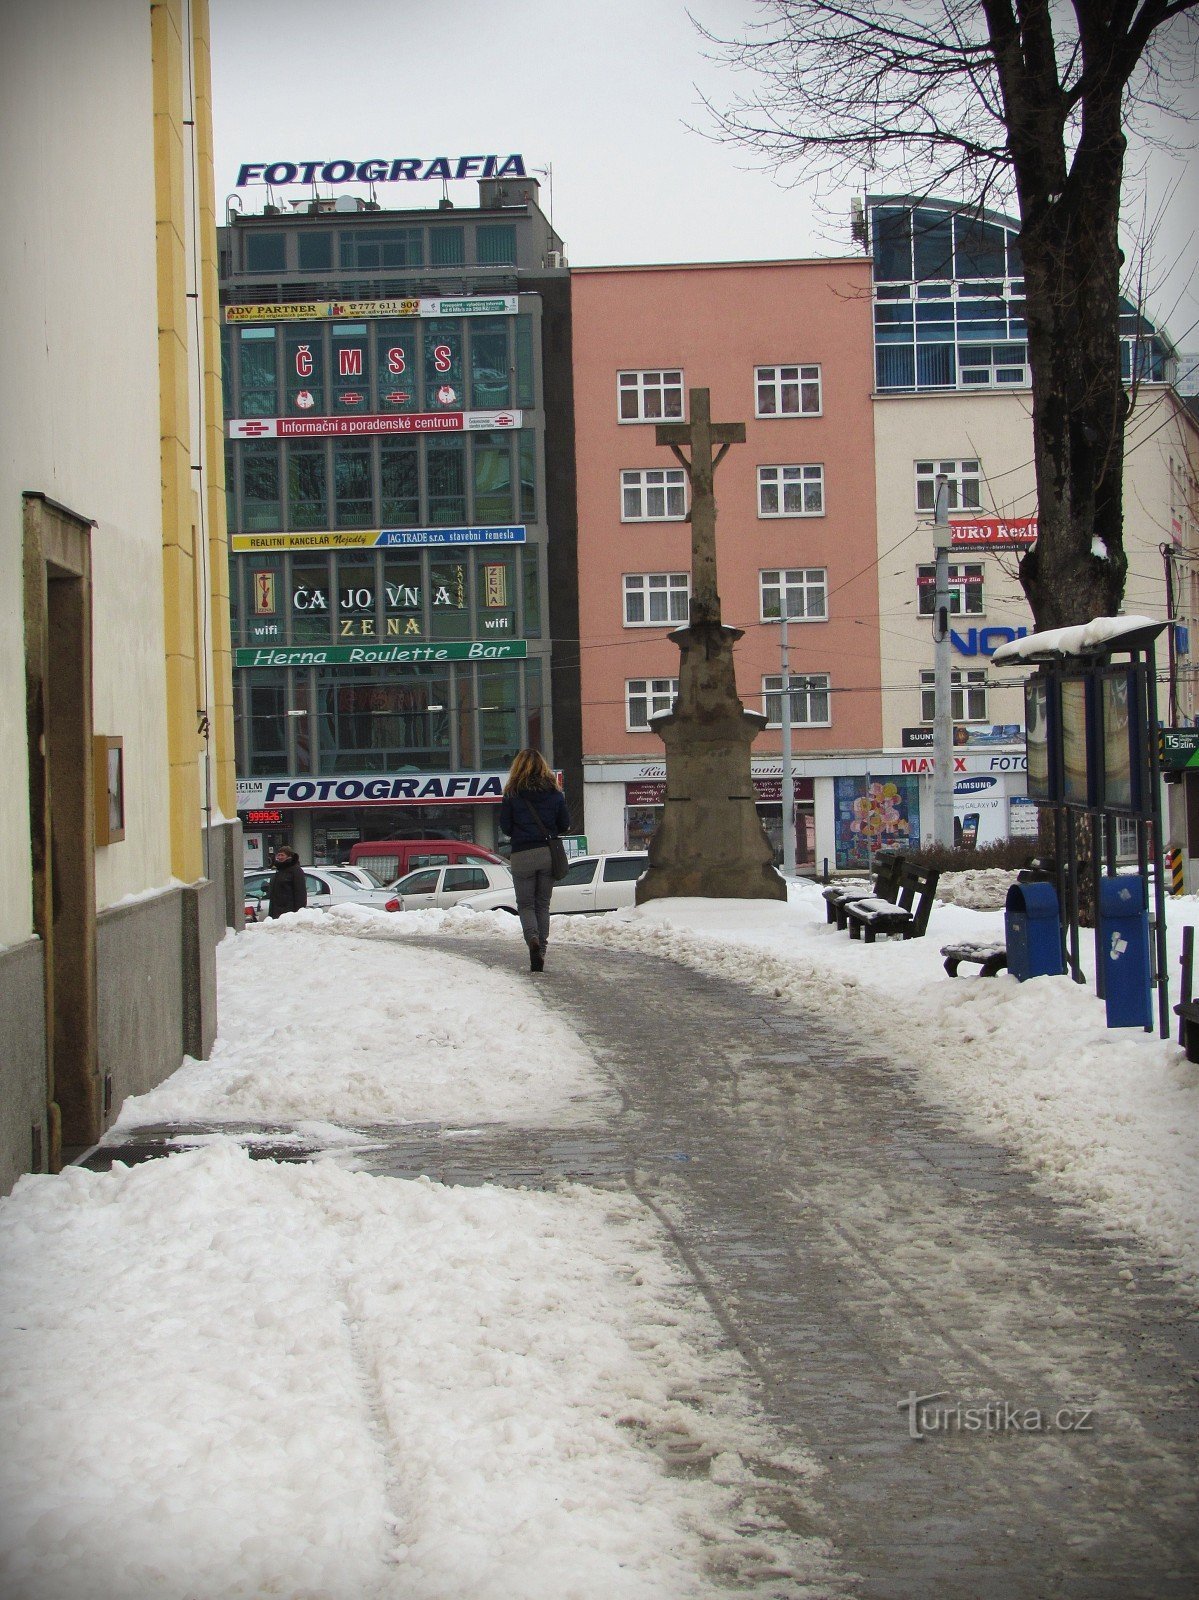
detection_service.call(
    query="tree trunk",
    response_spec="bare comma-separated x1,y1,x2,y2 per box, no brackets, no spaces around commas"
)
1015,99,1130,628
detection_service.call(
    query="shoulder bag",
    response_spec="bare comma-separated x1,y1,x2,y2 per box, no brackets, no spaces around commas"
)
522,794,570,881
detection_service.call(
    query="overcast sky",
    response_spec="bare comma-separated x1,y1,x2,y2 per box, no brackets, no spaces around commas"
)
210,0,1198,347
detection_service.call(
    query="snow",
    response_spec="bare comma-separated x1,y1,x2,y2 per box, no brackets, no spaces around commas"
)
111,911,611,1131
991,613,1164,662
0,1147,827,1599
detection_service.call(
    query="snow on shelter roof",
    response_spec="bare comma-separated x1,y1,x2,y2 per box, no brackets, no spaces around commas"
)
990,615,1167,665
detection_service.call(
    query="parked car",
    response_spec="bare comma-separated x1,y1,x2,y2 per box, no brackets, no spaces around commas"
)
245,865,401,921
348,837,504,885
390,859,516,912
458,851,649,917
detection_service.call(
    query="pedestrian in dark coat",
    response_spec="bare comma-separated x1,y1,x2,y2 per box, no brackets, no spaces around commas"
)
499,749,570,972
266,848,308,918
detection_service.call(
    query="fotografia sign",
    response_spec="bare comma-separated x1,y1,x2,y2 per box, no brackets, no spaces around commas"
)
236,155,527,187
236,773,511,807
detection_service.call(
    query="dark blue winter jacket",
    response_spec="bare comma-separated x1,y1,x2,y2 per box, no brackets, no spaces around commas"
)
499,785,571,854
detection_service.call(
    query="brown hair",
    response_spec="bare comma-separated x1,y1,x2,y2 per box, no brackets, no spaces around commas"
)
504,748,558,794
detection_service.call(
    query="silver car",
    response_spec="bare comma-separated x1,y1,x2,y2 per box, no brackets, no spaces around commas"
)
391,860,516,912
245,864,401,920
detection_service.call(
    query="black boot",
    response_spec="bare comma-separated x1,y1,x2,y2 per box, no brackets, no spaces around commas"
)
528,939,544,972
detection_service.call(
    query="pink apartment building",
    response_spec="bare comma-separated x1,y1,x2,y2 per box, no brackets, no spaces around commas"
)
571,260,883,866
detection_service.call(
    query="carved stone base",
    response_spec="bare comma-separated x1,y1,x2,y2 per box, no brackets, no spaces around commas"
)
636,620,786,904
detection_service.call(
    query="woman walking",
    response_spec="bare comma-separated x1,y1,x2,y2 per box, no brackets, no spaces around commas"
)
499,749,570,972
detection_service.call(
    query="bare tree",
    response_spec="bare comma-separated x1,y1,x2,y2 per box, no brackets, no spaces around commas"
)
699,0,1198,628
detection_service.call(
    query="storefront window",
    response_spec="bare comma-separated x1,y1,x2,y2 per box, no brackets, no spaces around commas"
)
288,444,327,529
476,552,516,636
291,556,332,643
381,442,419,526
334,441,373,528
522,546,541,637
424,319,464,410
473,432,513,522
331,324,369,411
427,438,466,524
375,323,417,412
515,315,534,407
470,324,510,407
318,667,451,773
285,326,324,415
239,327,277,415
382,555,423,637
241,441,281,531
428,558,470,639
625,806,661,851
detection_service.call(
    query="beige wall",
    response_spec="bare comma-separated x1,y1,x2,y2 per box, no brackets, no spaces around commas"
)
871,385,1196,748
0,0,172,946
572,260,883,764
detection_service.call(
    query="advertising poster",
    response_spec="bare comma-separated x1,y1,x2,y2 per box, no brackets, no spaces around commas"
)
834,777,919,869
1061,678,1090,805
1101,671,1135,810
952,775,1007,848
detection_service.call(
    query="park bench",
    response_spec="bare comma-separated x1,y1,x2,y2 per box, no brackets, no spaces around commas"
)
846,862,941,943
1174,925,1199,1063
822,849,905,930
940,941,1008,978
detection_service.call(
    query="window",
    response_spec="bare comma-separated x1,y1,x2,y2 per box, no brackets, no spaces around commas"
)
245,232,286,273
476,224,517,266
427,438,466,524
623,573,690,626
380,442,419,526
288,444,327,529
445,867,489,891
297,231,332,271
241,441,281,531
915,458,982,512
756,365,821,417
239,327,277,415
558,858,597,887
917,563,985,616
758,464,824,517
430,227,465,266
626,678,678,730
921,669,988,722
621,469,687,521
339,228,423,270
470,323,510,407
398,868,441,896
763,675,832,727
618,370,683,422
473,432,514,522
760,568,828,622
603,857,647,882
333,442,372,528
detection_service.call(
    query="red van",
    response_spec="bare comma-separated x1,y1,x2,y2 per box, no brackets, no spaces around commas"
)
348,838,503,886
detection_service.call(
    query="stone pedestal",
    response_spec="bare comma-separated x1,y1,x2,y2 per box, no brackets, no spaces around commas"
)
636,619,785,904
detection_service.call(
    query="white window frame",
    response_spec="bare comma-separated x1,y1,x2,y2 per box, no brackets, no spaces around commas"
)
625,677,678,730
759,568,828,622
758,464,825,518
617,369,684,423
762,674,832,728
921,668,988,722
623,572,691,627
915,458,982,513
620,468,688,522
916,562,985,616
755,364,822,417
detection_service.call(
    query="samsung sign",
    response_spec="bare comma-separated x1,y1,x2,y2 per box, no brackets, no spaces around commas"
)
236,155,526,187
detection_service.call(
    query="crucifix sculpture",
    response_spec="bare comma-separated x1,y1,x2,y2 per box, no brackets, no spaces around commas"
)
635,388,786,904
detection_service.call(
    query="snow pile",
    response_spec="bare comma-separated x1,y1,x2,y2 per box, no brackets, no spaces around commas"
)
926,868,1016,910
112,916,605,1132
0,1145,832,1600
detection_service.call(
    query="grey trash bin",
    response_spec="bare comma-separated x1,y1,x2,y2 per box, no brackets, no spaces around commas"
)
1004,881,1065,981
1098,875,1152,1030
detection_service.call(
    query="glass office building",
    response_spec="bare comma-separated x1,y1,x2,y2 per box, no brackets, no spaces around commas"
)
220,178,576,864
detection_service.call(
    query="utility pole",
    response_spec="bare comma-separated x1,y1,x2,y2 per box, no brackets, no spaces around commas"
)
932,476,955,848
780,609,795,877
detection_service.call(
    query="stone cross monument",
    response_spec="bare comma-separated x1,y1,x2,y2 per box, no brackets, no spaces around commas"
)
635,388,786,904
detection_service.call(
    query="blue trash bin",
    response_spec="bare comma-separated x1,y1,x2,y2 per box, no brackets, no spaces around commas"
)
1098,875,1153,1030
1004,881,1065,981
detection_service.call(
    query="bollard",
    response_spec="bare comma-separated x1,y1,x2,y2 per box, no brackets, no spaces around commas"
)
1168,846,1184,897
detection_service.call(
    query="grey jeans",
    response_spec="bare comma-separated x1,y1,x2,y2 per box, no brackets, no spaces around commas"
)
510,845,553,947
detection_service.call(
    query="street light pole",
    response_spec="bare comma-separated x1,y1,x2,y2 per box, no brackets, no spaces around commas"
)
932,476,955,848
780,609,795,877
